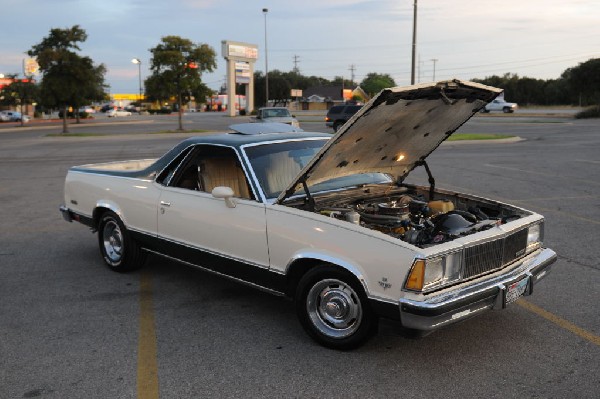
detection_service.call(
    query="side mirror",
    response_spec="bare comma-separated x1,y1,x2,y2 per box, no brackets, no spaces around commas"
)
211,186,236,208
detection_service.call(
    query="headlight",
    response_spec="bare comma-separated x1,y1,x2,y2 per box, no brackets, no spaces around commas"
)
405,252,462,292
527,222,544,250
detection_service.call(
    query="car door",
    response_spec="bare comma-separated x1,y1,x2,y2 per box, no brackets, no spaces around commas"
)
155,144,270,273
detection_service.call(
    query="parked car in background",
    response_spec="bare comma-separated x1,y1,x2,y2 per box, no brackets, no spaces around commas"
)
59,81,555,349
252,107,300,128
325,104,362,131
106,108,132,117
0,110,29,122
79,106,96,114
482,98,518,113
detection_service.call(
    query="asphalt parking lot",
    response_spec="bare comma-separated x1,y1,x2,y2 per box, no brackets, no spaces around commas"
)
1,112,598,398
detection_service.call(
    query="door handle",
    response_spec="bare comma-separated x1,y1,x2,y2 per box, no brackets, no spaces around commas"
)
160,201,171,207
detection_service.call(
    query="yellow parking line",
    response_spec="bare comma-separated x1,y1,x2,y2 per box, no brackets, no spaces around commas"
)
517,299,600,346
138,270,159,399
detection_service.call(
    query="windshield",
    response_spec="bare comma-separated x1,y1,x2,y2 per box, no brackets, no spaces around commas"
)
244,139,392,200
263,108,291,118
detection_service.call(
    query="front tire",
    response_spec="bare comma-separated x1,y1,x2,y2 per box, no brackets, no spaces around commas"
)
98,211,146,272
295,266,378,349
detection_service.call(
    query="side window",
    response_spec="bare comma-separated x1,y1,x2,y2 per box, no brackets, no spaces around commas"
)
168,145,255,200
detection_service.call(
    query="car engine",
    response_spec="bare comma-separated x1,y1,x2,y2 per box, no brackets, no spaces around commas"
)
313,187,525,248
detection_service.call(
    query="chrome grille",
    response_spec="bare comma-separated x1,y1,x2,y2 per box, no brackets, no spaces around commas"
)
462,229,528,279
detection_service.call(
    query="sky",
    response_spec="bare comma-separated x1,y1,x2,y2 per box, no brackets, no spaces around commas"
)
1,0,599,95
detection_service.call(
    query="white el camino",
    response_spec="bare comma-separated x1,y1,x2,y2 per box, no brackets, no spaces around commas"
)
60,80,556,349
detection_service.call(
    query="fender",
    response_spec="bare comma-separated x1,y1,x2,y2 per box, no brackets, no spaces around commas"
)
284,250,369,296
94,200,124,226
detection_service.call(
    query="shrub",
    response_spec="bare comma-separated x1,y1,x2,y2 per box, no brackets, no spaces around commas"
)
575,105,600,119
57,111,92,118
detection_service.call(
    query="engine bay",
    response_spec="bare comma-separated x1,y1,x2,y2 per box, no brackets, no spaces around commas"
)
293,185,529,248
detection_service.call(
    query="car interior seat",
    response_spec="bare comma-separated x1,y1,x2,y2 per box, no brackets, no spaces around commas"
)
199,157,251,199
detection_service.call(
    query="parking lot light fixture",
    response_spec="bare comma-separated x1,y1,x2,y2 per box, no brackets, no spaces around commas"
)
131,58,142,103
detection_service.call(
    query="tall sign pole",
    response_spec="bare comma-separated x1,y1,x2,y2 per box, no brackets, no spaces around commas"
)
222,41,258,116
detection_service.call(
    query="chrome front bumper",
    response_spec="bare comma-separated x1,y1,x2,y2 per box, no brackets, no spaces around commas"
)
399,248,557,331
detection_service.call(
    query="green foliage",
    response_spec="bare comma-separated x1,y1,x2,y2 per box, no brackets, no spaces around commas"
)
57,111,93,119
473,72,577,106
0,79,39,107
28,25,107,131
561,58,600,106
146,35,216,130
360,73,396,96
575,105,600,119
148,108,173,115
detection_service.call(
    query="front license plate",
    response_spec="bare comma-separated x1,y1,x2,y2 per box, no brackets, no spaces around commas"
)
504,277,529,307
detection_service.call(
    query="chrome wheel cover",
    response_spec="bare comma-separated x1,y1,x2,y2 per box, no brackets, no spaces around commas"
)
102,220,123,264
306,278,362,339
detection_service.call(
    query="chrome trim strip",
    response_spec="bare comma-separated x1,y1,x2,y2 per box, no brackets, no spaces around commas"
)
69,169,154,182
143,248,285,297
284,252,369,295
155,234,270,270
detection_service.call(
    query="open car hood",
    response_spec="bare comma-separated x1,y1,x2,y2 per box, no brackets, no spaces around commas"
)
277,80,501,204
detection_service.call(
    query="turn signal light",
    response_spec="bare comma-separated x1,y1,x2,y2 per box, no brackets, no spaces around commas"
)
405,259,425,291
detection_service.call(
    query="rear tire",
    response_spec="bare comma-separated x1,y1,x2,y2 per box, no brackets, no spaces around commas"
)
98,211,146,272
333,121,344,132
295,265,378,349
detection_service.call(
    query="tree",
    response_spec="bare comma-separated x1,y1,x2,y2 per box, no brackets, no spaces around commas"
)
28,25,107,132
561,58,600,106
147,36,216,130
0,77,39,127
360,73,396,96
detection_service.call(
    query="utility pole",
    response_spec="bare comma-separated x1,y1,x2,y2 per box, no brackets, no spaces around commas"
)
431,58,438,81
349,64,356,84
411,0,418,84
293,55,300,73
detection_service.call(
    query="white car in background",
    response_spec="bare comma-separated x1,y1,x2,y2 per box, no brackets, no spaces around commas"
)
106,108,132,117
0,110,30,122
252,107,300,128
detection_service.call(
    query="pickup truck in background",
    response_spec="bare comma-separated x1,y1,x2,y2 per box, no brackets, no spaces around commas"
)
482,97,518,113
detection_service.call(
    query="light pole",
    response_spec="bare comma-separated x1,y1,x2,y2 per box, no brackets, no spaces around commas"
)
131,58,142,104
262,8,269,106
